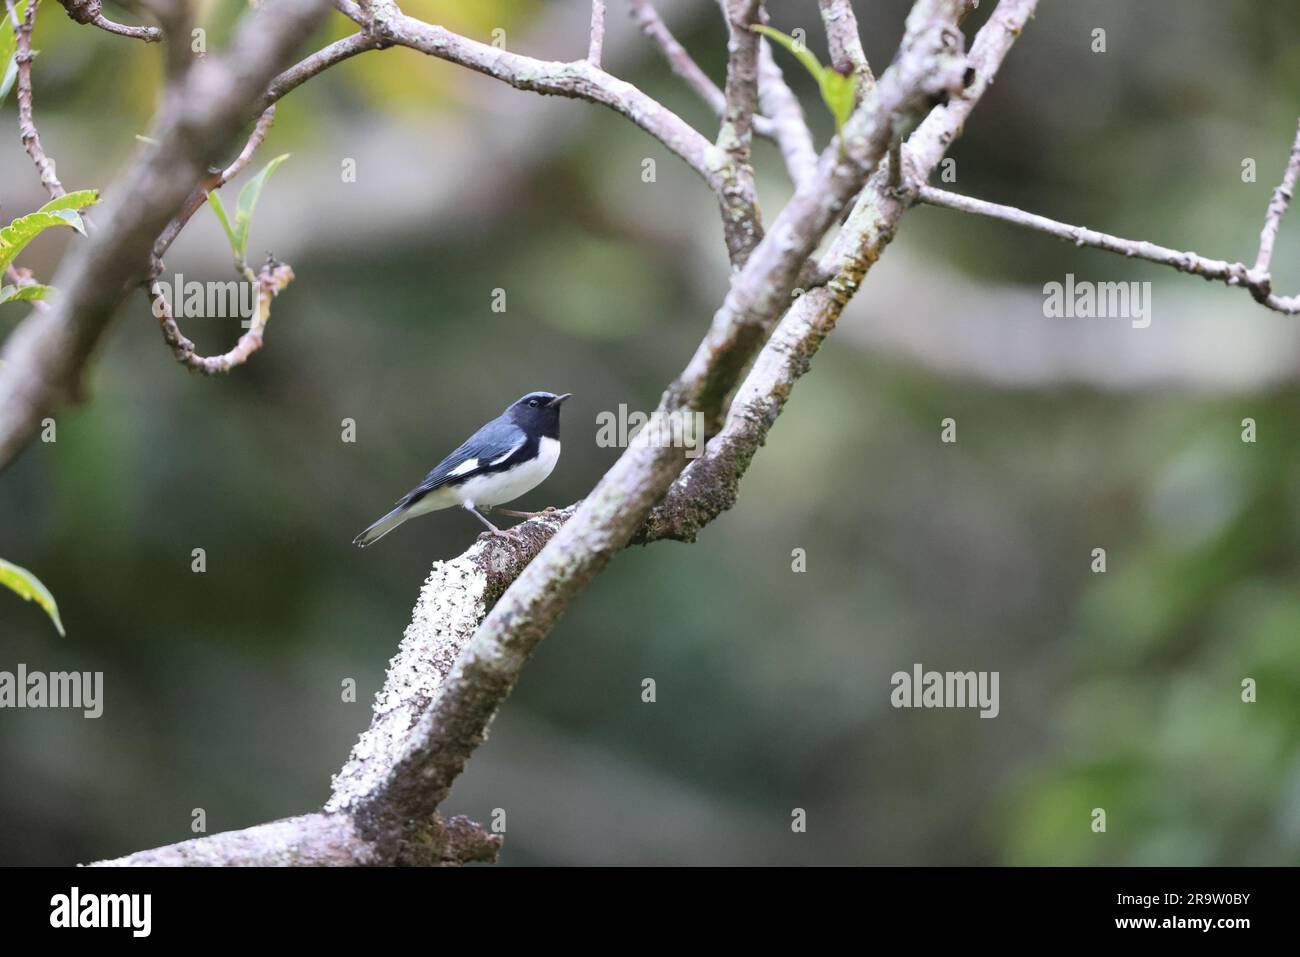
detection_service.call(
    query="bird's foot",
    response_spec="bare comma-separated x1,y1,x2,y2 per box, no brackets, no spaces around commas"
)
499,506,558,519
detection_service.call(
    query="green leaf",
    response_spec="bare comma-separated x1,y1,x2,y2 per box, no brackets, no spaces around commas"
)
50,208,85,234
0,557,65,636
0,0,33,109
206,189,240,260
233,153,289,262
0,208,90,273
818,70,857,133
751,24,860,136
0,282,53,304
751,24,825,86
37,189,100,216
0,57,16,107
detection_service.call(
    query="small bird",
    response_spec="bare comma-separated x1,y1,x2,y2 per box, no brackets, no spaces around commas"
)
353,391,572,548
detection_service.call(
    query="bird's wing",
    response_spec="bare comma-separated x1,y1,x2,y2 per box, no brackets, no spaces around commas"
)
398,419,527,507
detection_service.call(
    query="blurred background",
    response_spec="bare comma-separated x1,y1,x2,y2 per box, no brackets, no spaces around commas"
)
2,0,1299,865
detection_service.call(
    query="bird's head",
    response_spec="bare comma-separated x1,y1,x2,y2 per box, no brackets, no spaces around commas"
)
506,391,572,437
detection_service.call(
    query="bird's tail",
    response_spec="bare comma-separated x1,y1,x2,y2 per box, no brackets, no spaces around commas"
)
353,504,409,548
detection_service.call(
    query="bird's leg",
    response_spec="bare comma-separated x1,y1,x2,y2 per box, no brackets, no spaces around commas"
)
498,506,559,519
464,503,511,537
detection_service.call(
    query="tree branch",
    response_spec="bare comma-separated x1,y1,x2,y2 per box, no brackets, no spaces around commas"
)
356,5,763,264
10,0,67,199
917,170,1300,315
757,39,818,186
357,0,975,828
819,0,871,86
587,0,606,66
83,0,1022,869
627,0,800,168
260,30,380,111
91,812,500,866
1252,117,1300,285
715,0,763,263
152,258,294,375
4,0,1034,868
628,0,726,116
647,0,1040,542
54,0,161,42
0,0,334,470
152,106,280,265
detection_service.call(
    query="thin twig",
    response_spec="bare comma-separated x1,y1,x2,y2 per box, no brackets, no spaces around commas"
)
54,0,161,41
587,0,605,66
361,9,762,261
627,0,778,139
153,106,279,265
917,185,1300,315
261,31,379,111
629,0,724,113
10,0,66,199
152,259,294,375
384,19,717,187
629,0,811,188
1253,117,1300,282
88,14,158,41
757,40,817,186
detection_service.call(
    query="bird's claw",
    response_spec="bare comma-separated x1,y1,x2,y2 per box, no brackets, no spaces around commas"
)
499,506,558,519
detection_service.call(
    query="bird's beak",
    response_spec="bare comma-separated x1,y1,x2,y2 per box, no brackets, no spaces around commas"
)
548,393,574,408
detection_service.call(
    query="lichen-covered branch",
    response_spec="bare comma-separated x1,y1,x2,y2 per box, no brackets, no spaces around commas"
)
90,812,499,866
82,0,1017,870
819,0,872,86
361,0,976,823
715,0,764,263
94,525,560,866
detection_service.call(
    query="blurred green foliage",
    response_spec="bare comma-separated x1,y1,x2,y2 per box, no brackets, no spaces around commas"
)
0,0,1298,865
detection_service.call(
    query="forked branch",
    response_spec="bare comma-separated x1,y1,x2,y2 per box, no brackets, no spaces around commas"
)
918,118,1300,316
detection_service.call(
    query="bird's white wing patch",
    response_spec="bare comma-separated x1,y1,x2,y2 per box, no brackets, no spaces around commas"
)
488,437,525,466
448,458,479,477
453,437,560,507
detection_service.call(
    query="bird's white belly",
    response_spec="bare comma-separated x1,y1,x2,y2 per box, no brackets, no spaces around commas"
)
455,436,560,507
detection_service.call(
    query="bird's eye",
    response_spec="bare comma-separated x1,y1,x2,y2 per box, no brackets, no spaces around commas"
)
528,399,538,407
